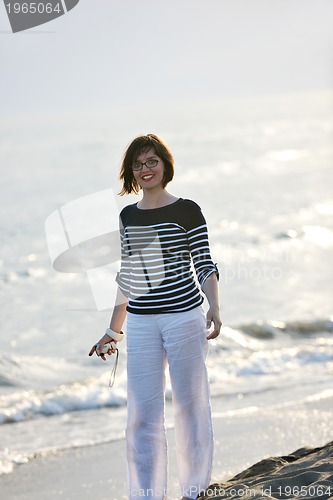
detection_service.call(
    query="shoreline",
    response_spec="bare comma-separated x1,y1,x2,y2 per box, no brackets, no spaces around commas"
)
1,395,332,500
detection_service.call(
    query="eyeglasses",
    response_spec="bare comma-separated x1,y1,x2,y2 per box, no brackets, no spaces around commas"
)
131,159,159,171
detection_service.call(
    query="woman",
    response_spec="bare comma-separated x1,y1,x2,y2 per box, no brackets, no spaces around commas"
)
89,134,222,500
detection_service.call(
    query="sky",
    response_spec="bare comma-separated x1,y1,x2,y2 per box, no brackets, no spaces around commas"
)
1,0,333,116
0,0,332,327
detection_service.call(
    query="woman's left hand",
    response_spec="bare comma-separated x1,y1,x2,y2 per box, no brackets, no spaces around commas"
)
206,307,222,340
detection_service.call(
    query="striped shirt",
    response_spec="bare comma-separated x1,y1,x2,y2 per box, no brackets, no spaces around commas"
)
116,198,218,314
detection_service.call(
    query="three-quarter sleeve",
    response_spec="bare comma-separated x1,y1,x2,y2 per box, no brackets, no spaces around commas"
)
185,202,219,287
115,214,131,297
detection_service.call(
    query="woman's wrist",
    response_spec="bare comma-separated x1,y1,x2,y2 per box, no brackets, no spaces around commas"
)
105,328,124,342
208,303,220,311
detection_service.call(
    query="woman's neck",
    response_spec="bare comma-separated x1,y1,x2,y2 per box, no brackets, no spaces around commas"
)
138,189,178,209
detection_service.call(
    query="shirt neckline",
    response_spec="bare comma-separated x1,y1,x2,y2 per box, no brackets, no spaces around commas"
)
135,197,182,211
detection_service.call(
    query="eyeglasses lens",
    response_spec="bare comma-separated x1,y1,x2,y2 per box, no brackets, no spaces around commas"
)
132,159,158,171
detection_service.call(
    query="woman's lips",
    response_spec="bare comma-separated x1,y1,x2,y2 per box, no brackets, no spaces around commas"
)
141,174,154,182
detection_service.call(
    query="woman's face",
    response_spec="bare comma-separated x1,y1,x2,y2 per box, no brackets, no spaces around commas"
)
132,148,165,191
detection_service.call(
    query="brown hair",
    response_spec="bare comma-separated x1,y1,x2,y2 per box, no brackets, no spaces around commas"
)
119,134,174,195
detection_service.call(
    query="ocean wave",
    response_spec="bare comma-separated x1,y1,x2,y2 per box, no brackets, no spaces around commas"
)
0,317,332,424
0,353,87,389
0,377,127,425
237,318,333,339
206,319,333,397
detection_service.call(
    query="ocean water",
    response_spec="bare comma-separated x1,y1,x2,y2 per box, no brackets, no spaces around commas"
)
1,91,332,476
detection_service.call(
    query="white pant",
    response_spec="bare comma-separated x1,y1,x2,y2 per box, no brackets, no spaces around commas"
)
126,305,214,500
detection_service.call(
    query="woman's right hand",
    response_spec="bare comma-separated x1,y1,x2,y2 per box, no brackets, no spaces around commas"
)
88,334,117,361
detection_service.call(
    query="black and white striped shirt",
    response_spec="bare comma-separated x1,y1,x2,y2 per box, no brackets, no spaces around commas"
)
116,198,218,314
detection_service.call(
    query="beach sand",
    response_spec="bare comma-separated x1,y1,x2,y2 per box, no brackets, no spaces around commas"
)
198,442,333,500
1,397,332,500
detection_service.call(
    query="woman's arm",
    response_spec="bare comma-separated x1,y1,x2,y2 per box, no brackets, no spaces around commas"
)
185,202,222,340
109,287,128,331
202,272,222,340
89,212,131,360
89,288,128,361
